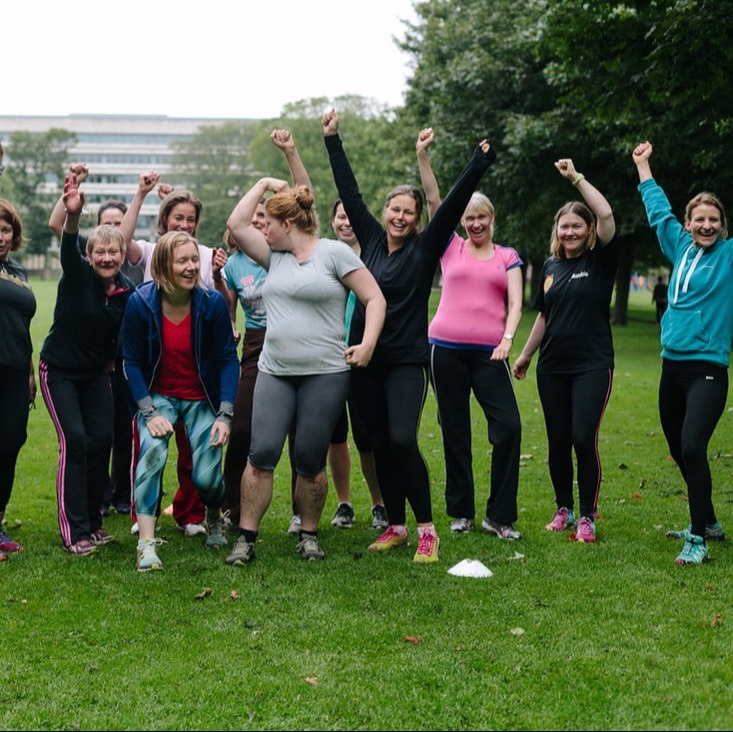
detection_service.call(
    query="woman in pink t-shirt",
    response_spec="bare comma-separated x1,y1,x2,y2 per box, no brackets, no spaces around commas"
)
417,128,524,539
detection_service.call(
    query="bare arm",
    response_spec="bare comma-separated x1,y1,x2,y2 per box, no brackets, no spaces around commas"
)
555,158,616,244
120,171,160,263
340,267,386,368
415,127,442,219
227,177,288,268
491,266,523,362
271,129,313,189
631,141,653,183
49,163,88,238
512,312,546,380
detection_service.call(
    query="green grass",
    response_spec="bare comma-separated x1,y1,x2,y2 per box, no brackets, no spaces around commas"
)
2,283,732,730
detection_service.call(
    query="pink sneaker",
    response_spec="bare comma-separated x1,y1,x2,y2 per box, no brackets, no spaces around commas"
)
0,530,23,553
368,526,408,552
413,529,440,564
575,516,597,543
545,507,576,532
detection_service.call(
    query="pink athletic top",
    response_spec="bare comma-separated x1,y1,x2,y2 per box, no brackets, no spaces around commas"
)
428,233,523,349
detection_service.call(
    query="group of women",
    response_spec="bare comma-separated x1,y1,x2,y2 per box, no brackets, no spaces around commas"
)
1,122,730,569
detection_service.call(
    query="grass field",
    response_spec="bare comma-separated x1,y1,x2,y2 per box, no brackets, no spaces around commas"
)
2,282,732,730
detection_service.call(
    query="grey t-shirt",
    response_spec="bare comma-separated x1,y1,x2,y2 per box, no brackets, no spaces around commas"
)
259,238,364,375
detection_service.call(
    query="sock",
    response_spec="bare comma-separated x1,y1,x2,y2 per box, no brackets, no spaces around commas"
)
240,529,257,543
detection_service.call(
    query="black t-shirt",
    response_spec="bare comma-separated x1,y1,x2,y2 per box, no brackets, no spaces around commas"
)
533,237,619,374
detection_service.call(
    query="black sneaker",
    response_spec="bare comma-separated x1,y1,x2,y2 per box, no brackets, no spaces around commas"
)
331,502,355,528
371,504,389,530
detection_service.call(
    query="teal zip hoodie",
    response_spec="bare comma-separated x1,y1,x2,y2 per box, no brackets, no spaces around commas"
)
639,178,733,367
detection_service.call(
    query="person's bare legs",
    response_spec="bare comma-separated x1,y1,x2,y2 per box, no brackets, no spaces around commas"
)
240,462,274,532
359,450,383,506
295,470,328,533
328,443,351,503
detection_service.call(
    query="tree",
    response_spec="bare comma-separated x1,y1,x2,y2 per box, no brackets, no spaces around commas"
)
4,129,77,254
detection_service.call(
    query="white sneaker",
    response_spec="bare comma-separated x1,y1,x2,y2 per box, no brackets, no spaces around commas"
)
130,522,139,535
179,522,206,537
287,514,302,536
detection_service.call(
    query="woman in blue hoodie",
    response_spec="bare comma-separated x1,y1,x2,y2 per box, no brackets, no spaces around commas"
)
633,141,732,566
122,231,239,571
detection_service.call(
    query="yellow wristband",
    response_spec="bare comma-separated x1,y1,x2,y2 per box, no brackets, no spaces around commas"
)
572,173,585,186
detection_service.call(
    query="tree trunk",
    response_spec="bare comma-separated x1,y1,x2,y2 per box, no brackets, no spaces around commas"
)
612,235,635,325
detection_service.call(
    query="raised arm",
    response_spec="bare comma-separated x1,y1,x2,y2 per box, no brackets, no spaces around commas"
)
631,141,653,183
120,170,160,264
271,129,312,189
554,158,615,244
49,163,88,239
227,177,288,268
416,127,442,219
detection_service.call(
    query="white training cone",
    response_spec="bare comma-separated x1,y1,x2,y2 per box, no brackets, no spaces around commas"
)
447,558,493,578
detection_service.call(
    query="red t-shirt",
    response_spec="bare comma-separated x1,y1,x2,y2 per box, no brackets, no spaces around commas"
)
152,312,206,400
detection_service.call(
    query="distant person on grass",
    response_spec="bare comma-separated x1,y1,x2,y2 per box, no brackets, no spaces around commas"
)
0,197,37,559
121,231,238,571
39,173,134,555
650,274,668,325
632,140,731,566
512,158,617,544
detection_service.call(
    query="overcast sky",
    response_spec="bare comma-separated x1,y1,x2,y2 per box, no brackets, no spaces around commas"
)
5,0,418,120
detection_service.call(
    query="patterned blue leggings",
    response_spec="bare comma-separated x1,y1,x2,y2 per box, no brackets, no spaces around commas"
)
134,394,224,517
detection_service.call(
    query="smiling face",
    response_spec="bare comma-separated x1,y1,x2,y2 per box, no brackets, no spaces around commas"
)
171,241,201,291
461,204,494,248
0,217,13,261
685,203,724,248
164,202,198,234
88,237,125,281
556,211,592,258
383,193,420,243
331,202,356,246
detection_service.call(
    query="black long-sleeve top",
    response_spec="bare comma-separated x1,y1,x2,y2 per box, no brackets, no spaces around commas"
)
325,133,493,366
40,230,134,370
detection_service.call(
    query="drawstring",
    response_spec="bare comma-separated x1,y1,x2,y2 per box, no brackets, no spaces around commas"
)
672,244,704,305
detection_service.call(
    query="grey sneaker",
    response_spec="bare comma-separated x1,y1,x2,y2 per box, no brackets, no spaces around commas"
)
371,504,389,530
331,502,355,528
205,513,229,548
225,536,256,566
296,534,326,560
136,538,164,572
481,517,522,540
450,517,474,533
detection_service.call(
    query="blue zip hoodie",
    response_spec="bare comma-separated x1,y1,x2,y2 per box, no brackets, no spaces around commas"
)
121,280,239,418
639,178,733,367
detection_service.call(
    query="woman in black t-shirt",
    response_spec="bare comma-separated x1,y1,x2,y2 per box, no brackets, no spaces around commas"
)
512,159,617,544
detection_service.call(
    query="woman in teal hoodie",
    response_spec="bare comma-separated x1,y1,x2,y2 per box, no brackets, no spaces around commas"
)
633,141,732,566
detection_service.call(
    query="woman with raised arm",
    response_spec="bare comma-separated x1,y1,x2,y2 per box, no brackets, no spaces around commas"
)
632,141,732,566
39,174,135,555
416,127,523,540
224,176,385,565
512,159,617,544
323,109,496,563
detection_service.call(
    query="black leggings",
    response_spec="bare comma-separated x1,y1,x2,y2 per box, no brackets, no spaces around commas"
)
349,362,432,526
536,369,613,518
0,364,31,512
659,359,728,537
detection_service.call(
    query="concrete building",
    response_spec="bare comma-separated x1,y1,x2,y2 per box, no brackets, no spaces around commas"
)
0,113,244,242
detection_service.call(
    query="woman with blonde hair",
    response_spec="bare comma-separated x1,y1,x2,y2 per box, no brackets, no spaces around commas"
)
122,231,239,571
